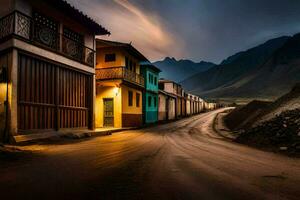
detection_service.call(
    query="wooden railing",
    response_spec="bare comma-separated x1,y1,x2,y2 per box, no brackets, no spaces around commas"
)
0,11,94,67
96,67,145,87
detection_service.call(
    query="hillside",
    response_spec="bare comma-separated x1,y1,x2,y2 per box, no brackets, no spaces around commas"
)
225,83,300,131
236,108,300,156
153,57,215,82
180,36,292,99
203,34,300,99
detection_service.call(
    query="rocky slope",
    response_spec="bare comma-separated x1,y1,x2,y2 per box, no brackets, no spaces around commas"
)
225,84,300,131
236,109,300,156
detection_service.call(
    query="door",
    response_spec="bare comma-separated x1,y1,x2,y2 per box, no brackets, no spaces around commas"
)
0,61,7,142
103,98,114,127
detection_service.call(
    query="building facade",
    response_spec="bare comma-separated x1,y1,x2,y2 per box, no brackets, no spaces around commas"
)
158,79,184,119
0,0,109,142
158,90,176,121
141,63,161,124
95,39,147,128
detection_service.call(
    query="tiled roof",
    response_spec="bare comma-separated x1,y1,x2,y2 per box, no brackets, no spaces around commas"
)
96,39,149,62
47,0,110,35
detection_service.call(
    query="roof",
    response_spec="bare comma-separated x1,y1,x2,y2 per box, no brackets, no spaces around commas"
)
159,78,182,86
158,90,177,98
96,39,149,62
46,0,110,35
140,61,161,72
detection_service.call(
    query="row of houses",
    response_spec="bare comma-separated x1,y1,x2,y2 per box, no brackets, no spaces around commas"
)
158,80,217,122
0,0,217,143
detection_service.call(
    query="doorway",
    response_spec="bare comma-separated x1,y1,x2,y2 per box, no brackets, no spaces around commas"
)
103,98,114,127
0,60,7,142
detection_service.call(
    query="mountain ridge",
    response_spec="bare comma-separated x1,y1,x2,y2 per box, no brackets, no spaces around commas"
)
180,35,296,99
153,57,215,82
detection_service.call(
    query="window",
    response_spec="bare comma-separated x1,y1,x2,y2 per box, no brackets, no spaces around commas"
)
154,77,157,85
148,96,152,107
148,74,151,83
154,97,157,107
63,27,84,44
133,63,136,73
125,57,129,69
136,93,140,107
129,60,133,71
105,54,116,62
128,91,133,106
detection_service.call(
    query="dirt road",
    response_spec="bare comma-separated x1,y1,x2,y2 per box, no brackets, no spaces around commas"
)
1,109,300,200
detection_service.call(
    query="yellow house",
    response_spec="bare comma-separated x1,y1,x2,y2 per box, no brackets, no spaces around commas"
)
95,39,148,128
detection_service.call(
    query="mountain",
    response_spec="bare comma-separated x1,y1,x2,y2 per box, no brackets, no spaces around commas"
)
180,35,294,99
153,57,215,82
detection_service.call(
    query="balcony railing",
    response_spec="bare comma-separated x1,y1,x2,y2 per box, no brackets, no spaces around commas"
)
0,11,94,67
96,67,145,87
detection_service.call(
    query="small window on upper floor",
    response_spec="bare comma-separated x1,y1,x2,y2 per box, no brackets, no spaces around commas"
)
133,63,136,73
63,27,84,44
148,96,152,107
125,56,129,69
154,77,157,85
154,97,157,107
136,93,140,107
129,60,133,71
105,54,116,62
128,91,133,106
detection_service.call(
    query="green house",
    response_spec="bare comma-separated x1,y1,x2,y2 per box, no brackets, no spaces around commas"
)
141,63,161,124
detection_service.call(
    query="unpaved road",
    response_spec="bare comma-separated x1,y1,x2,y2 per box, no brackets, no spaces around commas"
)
1,108,300,200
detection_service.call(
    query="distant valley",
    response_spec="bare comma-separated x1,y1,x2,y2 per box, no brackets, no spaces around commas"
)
155,33,300,101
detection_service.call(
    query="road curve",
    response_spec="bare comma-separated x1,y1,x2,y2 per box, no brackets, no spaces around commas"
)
0,108,300,200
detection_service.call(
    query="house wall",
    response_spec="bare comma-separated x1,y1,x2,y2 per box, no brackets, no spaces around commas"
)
186,100,191,115
96,47,141,74
158,93,167,121
181,98,186,117
162,82,174,94
96,47,125,68
0,0,14,17
121,84,143,127
95,85,122,128
0,53,9,142
176,98,181,118
144,92,158,123
168,97,176,120
2,0,95,50
144,68,159,91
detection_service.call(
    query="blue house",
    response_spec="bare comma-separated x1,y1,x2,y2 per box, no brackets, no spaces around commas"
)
141,63,161,124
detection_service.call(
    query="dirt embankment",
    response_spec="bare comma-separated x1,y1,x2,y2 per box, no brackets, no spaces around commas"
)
225,83,300,131
236,109,300,156
224,100,271,131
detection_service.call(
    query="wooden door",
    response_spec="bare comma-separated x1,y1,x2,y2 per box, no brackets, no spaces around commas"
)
18,54,91,132
103,98,114,127
0,57,7,141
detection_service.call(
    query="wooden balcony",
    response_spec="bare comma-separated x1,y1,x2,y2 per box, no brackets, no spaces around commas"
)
96,67,145,87
0,11,94,67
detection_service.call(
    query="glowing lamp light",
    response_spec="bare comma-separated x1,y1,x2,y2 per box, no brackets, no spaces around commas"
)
113,86,120,96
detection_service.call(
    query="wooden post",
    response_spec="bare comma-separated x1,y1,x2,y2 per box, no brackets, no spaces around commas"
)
55,67,60,131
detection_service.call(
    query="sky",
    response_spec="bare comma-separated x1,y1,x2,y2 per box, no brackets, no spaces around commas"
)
68,0,300,63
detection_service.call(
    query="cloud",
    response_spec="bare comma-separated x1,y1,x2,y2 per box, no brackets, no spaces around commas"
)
68,0,185,61
68,0,300,63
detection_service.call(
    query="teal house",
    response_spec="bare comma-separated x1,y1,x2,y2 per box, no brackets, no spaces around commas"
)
141,63,161,124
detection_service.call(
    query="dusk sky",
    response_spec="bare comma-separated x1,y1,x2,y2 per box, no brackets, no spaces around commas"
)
69,0,300,63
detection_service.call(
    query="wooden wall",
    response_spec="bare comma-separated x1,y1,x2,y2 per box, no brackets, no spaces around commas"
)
18,53,92,132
